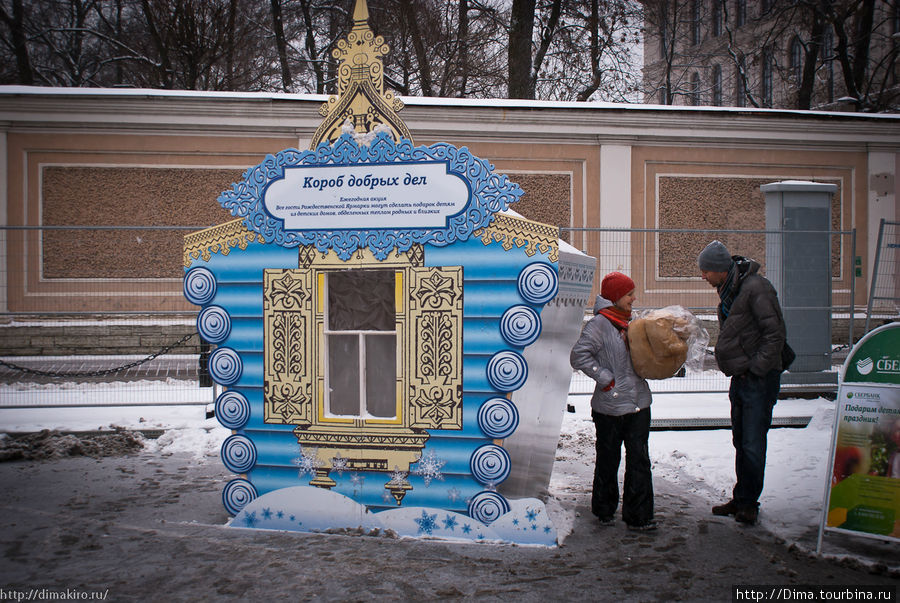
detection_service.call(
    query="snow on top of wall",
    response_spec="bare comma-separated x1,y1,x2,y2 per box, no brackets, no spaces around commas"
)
1,85,897,121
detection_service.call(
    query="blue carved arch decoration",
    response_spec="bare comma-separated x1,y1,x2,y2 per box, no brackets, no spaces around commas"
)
217,131,524,260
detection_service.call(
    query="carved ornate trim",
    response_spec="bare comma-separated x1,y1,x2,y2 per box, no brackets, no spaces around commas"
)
263,269,314,426
263,246,462,492
183,219,263,268
408,267,463,430
292,428,430,449
474,214,559,262
311,0,410,146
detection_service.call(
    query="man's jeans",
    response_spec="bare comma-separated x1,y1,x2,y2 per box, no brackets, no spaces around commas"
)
591,407,653,526
729,369,781,510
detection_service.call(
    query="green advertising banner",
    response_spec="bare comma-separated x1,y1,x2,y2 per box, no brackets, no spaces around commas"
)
842,325,900,385
821,323,900,546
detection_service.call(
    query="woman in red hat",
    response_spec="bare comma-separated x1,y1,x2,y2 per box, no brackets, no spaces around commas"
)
570,271,655,530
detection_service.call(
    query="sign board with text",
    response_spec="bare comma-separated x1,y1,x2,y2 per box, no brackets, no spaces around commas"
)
263,162,470,230
818,322,900,551
218,133,521,260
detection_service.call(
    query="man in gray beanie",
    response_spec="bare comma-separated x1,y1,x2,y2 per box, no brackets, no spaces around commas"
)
698,240,787,525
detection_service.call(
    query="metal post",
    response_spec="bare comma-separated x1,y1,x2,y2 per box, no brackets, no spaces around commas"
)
849,228,856,345
864,219,886,334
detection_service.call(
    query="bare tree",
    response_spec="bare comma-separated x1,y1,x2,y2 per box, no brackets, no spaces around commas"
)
270,0,292,91
543,0,641,102
21,0,120,86
260,0,349,95
508,0,535,98
298,0,324,93
640,0,898,112
641,0,697,104
367,0,506,98
795,1,827,110
0,0,35,84
821,0,897,111
134,0,276,90
507,0,567,99
0,0,642,104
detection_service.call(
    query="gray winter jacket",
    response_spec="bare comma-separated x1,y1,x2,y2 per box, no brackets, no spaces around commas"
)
569,295,652,416
714,257,786,377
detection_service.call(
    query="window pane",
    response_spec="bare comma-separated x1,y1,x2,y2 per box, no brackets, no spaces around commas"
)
328,334,360,415
365,334,397,418
328,270,395,331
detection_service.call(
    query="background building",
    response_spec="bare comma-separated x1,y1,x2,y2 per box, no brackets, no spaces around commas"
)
641,0,900,112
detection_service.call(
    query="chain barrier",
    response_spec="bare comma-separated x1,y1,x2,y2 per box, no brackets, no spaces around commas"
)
0,332,199,378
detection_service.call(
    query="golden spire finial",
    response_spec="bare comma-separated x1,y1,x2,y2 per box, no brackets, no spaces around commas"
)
353,0,368,23
310,0,411,147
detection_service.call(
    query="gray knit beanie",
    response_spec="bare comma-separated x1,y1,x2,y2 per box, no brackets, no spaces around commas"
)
697,240,733,272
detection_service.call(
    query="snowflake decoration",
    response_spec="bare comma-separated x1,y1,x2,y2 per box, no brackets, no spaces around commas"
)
462,524,472,534
381,490,393,504
293,446,323,478
414,510,438,535
442,515,458,531
276,510,284,519
387,466,408,486
525,508,538,523
242,511,257,527
350,472,366,497
330,454,349,476
261,508,273,520
446,487,461,502
412,450,446,487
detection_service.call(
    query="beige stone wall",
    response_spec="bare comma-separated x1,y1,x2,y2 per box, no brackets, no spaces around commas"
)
1,123,875,315
509,173,571,239
657,175,842,278
38,168,572,281
628,145,864,310
42,166,238,279
5,132,296,312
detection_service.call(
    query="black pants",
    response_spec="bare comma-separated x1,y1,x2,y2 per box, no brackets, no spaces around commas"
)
591,407,653,526
729,369,780,510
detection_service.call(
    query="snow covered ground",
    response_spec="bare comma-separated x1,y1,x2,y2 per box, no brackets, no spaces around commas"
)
0,381,896,570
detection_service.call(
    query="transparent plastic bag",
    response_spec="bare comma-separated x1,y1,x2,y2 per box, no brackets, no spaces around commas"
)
628,305,710,379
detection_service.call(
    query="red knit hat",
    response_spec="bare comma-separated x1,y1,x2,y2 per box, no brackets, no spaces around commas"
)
601,271,635,303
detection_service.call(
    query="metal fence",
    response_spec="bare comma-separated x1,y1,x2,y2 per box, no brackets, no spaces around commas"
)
0,225,211,409
864,219,900,333
562,226,859,396
0,225,862,409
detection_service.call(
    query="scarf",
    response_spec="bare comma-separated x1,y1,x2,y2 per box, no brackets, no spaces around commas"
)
717,262,739,318
597,305,632,332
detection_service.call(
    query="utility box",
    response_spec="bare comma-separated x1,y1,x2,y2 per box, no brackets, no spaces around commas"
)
762,180,837,373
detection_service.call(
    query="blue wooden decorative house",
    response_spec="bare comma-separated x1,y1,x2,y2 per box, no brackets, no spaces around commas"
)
182,0,594,546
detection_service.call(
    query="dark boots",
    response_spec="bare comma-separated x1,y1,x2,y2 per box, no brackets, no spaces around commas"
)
712,500,758,525
712,500,737,516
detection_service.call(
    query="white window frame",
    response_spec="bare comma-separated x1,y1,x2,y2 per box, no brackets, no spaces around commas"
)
323,271,398,419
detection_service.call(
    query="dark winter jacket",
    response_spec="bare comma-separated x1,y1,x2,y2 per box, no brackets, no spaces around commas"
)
570,295,652,416
714,257,786,377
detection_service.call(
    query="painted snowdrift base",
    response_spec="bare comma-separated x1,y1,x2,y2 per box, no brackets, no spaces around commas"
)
227,486,558,546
